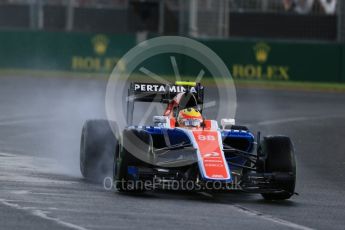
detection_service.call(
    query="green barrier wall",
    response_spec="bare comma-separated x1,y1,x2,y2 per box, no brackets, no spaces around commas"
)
342,44,345,82
0,30,343,82
202,39,342,82
0,30,135,73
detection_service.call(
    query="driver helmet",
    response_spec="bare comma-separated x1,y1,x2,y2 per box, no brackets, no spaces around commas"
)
177,108,203,128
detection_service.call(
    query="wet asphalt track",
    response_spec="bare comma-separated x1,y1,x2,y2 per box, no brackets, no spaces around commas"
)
0,74,345,230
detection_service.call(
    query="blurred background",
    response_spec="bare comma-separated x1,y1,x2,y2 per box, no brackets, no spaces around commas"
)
0,0,343,82
0,0,342,39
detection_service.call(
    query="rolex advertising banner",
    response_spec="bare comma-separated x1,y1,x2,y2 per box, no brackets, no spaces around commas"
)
0,30,135,73
0,30,343,82
202,39,342,82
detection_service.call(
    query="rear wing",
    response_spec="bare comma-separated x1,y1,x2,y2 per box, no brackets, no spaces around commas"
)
128,82,204,103
127,82,204,124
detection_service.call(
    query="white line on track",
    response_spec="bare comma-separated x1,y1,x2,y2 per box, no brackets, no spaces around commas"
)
0,116,58,126
0,199,88,230
254,114,345,126
198,192,314,230
232,204,315,230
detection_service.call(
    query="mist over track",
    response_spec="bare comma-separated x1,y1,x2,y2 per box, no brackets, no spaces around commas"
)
0,75,344,230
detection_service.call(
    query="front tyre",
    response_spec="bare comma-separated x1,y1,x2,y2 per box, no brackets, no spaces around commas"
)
114,129,152,192
260,136,296,200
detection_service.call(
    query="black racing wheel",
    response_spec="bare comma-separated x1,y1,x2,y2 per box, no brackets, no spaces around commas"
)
260,136,296,200
80,119,118,183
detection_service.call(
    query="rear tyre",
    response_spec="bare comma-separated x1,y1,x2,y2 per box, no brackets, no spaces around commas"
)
80,119,119,183
260,136,296,200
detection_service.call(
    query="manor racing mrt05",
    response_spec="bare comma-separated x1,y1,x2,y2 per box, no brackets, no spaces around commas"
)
80,82,296,200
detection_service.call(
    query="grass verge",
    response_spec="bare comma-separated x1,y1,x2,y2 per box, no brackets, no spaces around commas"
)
234,79,345,93
0,68,344,93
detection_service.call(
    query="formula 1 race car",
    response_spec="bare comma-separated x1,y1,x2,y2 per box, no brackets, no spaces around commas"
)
80,82,296,200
